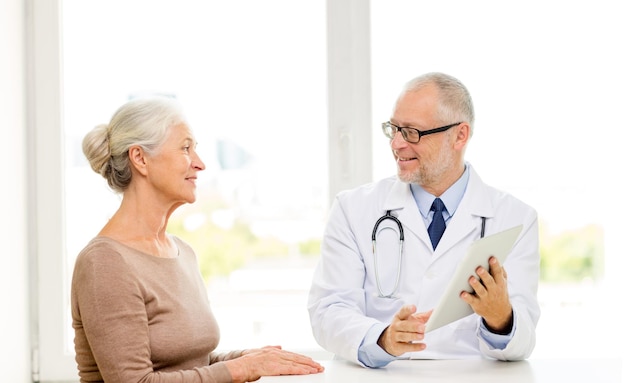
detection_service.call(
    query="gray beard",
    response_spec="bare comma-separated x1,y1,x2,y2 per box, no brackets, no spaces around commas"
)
398,147,455,186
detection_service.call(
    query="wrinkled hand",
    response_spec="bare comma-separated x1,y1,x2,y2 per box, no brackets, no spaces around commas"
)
460,256,513,333
377,305,432,356
225,345,324,383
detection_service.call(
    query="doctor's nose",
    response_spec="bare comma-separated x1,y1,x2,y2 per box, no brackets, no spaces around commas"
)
390,131,410,149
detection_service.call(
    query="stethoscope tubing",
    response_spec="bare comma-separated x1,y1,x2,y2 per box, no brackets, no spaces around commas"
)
372,210,404,298
371,210,486,298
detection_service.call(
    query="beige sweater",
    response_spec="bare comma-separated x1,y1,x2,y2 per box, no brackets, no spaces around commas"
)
71,236,242,383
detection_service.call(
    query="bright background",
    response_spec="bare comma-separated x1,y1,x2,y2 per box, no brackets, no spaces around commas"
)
60,0,623,364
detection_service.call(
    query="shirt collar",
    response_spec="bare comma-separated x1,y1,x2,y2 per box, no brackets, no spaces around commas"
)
410,164,470,220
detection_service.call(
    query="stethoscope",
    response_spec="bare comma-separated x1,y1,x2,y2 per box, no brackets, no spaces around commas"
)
371,210,487,298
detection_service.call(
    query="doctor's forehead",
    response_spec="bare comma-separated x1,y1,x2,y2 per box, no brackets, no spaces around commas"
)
392,96,440,128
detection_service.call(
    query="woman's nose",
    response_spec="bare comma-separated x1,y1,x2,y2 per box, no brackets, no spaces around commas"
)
192,153,206,171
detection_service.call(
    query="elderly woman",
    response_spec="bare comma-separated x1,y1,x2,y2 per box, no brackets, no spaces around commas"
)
72,97,323,383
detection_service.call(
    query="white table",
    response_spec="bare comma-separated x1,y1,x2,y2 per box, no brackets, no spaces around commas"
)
259,358,623,383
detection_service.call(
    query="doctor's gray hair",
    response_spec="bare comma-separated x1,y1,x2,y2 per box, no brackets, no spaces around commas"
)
82,96,187,193
402,72,475,136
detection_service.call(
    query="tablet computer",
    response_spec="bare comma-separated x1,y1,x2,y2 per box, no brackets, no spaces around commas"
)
424,224,523,333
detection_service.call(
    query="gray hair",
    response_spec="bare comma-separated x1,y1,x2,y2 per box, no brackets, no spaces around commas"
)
401,72,475,136
82,96,186,193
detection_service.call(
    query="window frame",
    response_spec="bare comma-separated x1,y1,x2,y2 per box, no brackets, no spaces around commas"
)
29,1,626,380
28,0,78,381
29,0,373,381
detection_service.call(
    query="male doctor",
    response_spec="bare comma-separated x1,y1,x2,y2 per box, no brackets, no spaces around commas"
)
308,72,540,368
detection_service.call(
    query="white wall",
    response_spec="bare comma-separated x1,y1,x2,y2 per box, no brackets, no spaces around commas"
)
0,0,31,381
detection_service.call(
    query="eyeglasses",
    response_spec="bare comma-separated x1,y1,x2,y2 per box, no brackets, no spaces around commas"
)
382,121,461,144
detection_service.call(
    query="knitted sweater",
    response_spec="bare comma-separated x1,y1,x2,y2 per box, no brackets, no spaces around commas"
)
71,236,242,383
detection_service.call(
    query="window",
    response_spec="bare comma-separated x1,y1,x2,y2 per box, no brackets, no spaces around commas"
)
62,0,329,353
370,0,624,359
35,1,331,381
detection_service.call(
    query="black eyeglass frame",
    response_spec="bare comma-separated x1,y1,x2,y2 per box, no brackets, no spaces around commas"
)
382,121,462,144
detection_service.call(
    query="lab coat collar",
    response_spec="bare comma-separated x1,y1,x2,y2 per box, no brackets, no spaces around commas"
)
381,178,432,250
381,163,496,255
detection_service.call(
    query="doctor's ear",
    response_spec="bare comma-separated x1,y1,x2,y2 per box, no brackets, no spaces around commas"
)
128,145,149,176
453,123,471,149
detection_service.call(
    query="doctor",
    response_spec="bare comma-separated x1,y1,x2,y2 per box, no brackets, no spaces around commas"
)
308,72,540,368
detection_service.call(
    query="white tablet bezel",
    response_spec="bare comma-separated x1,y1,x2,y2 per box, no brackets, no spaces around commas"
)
424,224,523,333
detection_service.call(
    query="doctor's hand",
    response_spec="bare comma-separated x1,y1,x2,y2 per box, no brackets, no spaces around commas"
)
461,256,514,334
377,304,432,356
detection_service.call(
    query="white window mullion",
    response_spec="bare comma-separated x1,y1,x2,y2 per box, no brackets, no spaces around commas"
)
29,0,77,381
326,0,373,202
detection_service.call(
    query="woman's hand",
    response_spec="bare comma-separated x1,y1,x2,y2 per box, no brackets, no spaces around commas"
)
225,345,324,382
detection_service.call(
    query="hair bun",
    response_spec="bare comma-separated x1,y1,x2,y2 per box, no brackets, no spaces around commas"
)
82,123,112,176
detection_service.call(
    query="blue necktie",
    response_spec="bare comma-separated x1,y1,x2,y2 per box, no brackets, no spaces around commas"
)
428,198,446,250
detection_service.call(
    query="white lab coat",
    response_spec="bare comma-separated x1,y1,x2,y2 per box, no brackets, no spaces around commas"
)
308,164,540,365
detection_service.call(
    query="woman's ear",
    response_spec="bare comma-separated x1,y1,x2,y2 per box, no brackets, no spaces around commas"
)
128,145,149,176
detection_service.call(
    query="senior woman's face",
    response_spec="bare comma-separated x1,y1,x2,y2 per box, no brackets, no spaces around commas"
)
146,123,206,205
